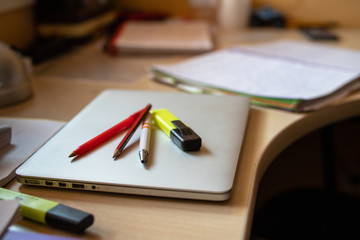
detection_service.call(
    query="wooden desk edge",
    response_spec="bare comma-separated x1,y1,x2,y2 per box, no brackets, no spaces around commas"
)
242,96,360,239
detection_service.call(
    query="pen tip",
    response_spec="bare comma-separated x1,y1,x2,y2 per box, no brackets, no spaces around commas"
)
113,150,122,160
69,152,76,158
139,150,148,164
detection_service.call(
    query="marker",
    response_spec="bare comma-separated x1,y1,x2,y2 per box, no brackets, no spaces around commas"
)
0,188,94,232
138,113,152,164
150,109,201,151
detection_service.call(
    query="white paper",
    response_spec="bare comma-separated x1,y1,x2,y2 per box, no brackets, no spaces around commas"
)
153,40,360,100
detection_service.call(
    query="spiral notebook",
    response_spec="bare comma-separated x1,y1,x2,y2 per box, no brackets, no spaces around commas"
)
16,90,250,201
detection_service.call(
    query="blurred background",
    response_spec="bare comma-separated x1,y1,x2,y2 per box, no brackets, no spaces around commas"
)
1,0,359,51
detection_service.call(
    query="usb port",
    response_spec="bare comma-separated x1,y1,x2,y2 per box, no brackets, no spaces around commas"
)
25,179,40,184
45,181,53,186
58,182,67,187
72,183,84,189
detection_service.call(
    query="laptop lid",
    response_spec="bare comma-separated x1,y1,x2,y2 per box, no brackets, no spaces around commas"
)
16,90,250,201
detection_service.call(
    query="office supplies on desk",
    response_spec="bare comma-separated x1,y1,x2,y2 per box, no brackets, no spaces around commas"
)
113,104,152,159
151,109,201,151
69,109,143,158
0,118,64,187
138,114,152,164
0,188,94,233
151,40,360,112
108,20,213,54
16,90,250,201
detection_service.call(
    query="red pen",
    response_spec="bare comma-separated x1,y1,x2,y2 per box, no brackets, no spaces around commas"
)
113,103,152,159
69,109,143,158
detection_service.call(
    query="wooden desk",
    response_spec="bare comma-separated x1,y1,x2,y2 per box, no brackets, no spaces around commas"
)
2,29,360,240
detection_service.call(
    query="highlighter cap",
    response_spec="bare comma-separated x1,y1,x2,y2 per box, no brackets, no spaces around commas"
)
46,204,94,232
170,120,201,151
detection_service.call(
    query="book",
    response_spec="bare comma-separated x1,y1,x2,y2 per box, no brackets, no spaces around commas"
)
151,40,360,112
108,20,213,54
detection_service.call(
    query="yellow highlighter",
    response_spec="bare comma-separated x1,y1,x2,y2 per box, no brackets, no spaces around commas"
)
0,188,94,232
150,109,201,151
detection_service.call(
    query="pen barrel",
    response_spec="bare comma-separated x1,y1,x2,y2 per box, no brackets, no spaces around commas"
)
139,114,151,150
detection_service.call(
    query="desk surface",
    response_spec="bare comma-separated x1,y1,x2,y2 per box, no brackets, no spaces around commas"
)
2,28,360,240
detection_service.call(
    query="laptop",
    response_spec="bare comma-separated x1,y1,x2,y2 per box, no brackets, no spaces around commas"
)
16,90,250,201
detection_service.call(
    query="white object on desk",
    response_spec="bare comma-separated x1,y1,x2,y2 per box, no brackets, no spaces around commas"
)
0,42,33,107
154,40,360,100
152,40,360,111
110,20,213,53
16,89,250,201
138,114,152,164
0,118,65,187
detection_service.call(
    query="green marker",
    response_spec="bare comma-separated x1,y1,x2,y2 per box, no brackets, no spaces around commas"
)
0,188,94,232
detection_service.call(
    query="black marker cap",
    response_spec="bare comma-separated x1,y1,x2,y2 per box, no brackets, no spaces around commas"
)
46,204,94,232
170,120,201,151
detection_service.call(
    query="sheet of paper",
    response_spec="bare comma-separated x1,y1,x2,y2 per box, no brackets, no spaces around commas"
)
153,40,360,100
0,118,65,187
241,40,360,71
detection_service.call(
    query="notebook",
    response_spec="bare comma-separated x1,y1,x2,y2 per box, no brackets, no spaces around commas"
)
151,40,360,112
16,90,250,201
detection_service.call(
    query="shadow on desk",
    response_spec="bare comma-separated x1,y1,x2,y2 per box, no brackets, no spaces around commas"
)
251,116,360,239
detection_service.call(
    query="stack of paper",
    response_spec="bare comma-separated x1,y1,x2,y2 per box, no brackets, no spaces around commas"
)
151,40,360,112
